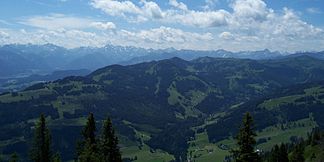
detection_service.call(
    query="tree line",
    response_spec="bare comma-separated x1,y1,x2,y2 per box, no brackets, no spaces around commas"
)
4,113,122,162
227,112,323,162
3,111,322,162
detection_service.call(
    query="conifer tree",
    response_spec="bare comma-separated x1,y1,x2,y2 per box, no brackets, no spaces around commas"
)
99,118,122,162
232,112,260,162
270,144,280,162
30,114,52,162
278,144,288,162
83,113,96,145
77,113,99,162
310,128,320,146
269,144,288,162
290,142,305,162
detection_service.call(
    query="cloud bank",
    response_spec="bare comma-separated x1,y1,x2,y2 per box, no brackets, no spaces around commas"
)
0,0,323,52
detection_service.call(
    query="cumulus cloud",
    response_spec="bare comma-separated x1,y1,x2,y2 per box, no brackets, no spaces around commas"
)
203,0,219,10
219,32,235,40
169,0,188,11
117,26,214,49
0,28,107,48
90,22,116,30
0,30,9,38
1,0,324,52
91,0,230,27
166,10,230,27
0,26,213,50
90,0,164,22
120,26,212,43
231,0,269,21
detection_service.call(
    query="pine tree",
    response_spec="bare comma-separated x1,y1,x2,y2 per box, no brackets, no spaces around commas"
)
290,142,305,162
269,143,288,162
278,144,288,162
77,113,99,162
310,128,320,146
78,140,100,162
82,113,96,145
30,114,52,162
232,112,260,162
269,144,279,162
99,118,122,162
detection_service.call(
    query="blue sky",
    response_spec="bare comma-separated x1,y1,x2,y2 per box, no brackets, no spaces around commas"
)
0,0,323,52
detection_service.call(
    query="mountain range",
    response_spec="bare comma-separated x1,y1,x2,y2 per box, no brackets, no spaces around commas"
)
0,43,289,78
1,55,324,161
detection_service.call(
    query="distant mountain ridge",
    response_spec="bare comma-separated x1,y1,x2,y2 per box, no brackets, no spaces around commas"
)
0,44,287,77
2,43,324,78
1,56,324,160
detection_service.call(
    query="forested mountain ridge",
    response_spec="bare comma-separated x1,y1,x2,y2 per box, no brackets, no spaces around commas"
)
1,56,324,161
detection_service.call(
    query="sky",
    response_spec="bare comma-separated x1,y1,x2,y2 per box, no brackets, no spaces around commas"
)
0,0,323,52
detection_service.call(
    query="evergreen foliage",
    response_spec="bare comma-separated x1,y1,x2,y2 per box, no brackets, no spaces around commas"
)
77,113,98,162
29,114,53,162
76,113,122,162
99,118,122,162
232,112,261,162
289,142,305,162
269,144,288,162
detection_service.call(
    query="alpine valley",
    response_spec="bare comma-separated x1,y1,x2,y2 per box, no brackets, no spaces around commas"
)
1,46,324,161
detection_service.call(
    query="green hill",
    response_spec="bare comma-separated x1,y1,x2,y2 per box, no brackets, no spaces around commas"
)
1,56,324,161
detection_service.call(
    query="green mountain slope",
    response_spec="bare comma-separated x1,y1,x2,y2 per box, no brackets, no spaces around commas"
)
206,80,324,143
1,56,324,161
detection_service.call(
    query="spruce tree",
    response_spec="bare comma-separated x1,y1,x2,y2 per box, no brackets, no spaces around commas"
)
270,144,288,162
82,113,96,145
99,118,122,162
278,144,288,162
290,142,305,162
77,113,99,162
30,114,52,162
270,144,280,162
232,112,260,162
310,128,320,146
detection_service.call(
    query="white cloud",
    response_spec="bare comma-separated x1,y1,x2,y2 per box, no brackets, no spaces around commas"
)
0,30,10,44
231,0,269,21
203,0,219,10
19,14,94,30
90,22,116,30
19,14,117,31
141,0,164,19
91,0,141,17
118,26,213,49
306,8,322,14
169,0,188,11
1,0,324,52
90,0,164,22
166,10,231,27
219,32,234,40
90,0,230,27
0,26,213,50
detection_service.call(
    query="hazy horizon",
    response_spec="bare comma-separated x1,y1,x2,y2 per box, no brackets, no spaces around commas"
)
0,0,324,52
